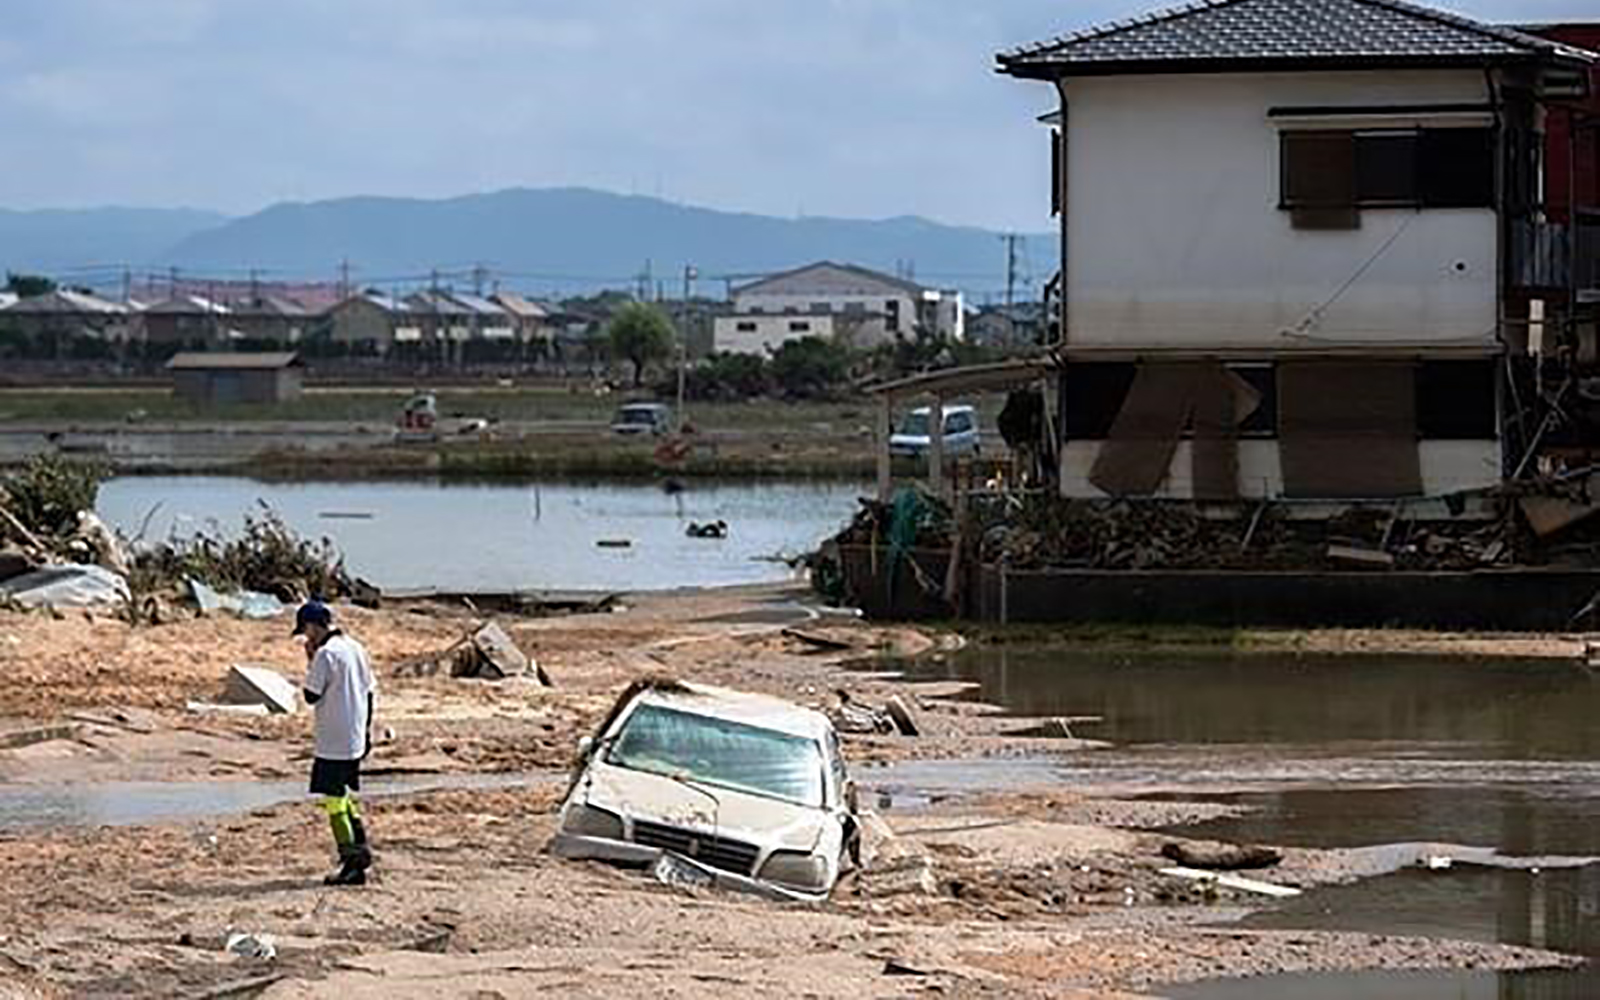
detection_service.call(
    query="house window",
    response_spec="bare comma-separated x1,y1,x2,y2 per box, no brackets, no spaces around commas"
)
809,302,832,314
1062,362,1278,440
885,300,901,334
788,321,810,333
1280,127,1495,228
735,321,758,333
844,302,866,315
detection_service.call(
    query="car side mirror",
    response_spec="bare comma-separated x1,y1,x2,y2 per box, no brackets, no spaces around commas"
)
577,736,595,759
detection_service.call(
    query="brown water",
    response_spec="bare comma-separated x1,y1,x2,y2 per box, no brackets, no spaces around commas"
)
900,646,1600,999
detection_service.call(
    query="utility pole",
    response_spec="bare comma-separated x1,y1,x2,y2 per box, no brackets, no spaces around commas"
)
338,259,352,301
1002,234,1021,311
678,264,697,430
472,262,488,297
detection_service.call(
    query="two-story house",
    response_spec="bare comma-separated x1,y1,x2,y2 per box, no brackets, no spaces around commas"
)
712,261,965,356
999,0,1594,505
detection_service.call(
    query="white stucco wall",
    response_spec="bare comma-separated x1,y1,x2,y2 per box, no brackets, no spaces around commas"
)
1060,439,1503,501
1063,70,1498,350
713,314,835,355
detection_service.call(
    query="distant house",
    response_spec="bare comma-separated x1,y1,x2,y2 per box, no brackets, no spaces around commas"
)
227,296,312,345
712,262,965,355
968,303,1048,350
0,290,134,348
490,291,550,345
406,292,475,346
327,292,424,354
443,292,515,341
166,352,305,405
139,295,230,346
999,0,1595,503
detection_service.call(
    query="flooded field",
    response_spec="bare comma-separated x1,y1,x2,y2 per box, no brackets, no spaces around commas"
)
96,475,866,592
902,646,1600,999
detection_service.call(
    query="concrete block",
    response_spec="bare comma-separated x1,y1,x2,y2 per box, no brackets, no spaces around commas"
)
223,664,299,715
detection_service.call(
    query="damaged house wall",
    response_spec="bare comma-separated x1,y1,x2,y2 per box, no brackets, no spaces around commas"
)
1049,68,1525,503
1060,358,1503,502
1061,70,1499,351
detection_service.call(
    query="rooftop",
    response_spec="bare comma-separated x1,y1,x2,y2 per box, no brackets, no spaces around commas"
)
999,0,1595,79
165,352,302,371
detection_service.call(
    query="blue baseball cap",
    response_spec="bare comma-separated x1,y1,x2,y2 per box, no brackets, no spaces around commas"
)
292,600,333,636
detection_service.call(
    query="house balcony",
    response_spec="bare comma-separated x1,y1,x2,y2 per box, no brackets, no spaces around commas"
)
1511,210,1600,303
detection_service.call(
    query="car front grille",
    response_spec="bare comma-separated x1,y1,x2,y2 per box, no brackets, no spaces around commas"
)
631,819,760,876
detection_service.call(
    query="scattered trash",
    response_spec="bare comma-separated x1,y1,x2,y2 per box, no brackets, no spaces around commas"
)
686,520,728,539
1160,842,1282,871
884,696,920,737
1421,854,1455,871
189,579,285,620
1326,544,1396,569
596,539,633,549
222,664,299,715
0,564,130,609
1158,866,1301,898
223,932,277,961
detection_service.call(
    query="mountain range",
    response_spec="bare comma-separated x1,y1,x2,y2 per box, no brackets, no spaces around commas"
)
0,188,1054,300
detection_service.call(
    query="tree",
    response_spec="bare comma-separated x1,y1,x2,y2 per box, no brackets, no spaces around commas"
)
4,273,55,298
770,336,853,400
607,302,673,386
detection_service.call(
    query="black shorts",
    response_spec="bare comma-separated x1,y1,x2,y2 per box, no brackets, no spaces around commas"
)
309,757,362,797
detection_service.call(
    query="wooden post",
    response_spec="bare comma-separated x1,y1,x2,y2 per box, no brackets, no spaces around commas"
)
928,394,945,499
876,395,893,502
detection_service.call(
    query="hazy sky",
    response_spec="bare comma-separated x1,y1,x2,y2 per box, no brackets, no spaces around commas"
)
0,0,1593,230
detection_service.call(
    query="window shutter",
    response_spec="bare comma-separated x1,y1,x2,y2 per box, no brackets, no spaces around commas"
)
1282,131,1358,230
1419,128,1495,208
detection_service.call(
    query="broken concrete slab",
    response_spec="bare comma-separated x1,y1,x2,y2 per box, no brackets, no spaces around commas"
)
222,665,299,715
452,622,550,684
1160,841,1282,871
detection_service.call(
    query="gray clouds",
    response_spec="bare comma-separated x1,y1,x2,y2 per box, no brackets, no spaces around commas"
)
0,0,1592,230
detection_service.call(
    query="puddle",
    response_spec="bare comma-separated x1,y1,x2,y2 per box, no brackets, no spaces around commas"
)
0,772,555,831
893,645,1600,999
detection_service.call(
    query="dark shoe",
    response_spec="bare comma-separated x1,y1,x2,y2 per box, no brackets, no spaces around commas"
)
324,865,368,887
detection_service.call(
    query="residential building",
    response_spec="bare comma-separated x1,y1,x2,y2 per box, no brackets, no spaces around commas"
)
712,262,965,355
490,291,551,345
166,352,304,405
968,303,1049,350
138,295,230,346
406,291,475,345
998,0,1596,503
227,295,312,345
326,292,424,354
443,292,515,341
0,290,133,347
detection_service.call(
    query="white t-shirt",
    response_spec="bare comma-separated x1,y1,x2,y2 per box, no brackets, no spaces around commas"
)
304,632,376,761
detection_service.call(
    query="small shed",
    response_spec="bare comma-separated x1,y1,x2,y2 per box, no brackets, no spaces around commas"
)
166,352,305,405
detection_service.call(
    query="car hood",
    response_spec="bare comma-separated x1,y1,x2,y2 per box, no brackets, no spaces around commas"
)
579,760,828,853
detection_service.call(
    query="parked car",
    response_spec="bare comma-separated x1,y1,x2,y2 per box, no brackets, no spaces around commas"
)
549,680,860,901
611,402,672,435
889,404,981,457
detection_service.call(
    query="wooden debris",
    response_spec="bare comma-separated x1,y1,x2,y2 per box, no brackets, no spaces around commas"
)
1326,544,1395,568
1520,495,1600,539
1158,866,1301,898
1160,842,1282,871
782,627,855,653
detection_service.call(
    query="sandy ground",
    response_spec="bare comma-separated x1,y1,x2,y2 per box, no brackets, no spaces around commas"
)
0,585,1585,998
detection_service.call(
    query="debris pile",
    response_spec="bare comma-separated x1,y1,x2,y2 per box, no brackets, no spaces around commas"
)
969,495,1553,573
131,504,352,604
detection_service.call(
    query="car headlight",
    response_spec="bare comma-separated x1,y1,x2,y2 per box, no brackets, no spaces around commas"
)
758,851,829,892
562,804,624,840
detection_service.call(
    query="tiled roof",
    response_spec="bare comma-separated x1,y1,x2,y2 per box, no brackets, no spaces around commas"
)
1000,0,1595,77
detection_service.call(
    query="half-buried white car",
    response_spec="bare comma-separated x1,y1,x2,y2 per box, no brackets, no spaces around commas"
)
549,680,860,902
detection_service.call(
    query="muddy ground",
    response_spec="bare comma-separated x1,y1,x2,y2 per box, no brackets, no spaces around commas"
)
0,585,1585,998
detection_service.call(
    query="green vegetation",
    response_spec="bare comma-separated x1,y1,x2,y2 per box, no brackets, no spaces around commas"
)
607,302,675,386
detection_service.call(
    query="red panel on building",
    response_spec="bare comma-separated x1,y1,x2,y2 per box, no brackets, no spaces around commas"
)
1527,24,1600,222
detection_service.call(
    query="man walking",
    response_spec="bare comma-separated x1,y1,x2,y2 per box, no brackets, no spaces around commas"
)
295,600,377,886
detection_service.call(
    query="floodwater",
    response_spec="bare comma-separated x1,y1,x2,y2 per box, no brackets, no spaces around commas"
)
0,771,553,832
96,475,866,592
901,647,1600,999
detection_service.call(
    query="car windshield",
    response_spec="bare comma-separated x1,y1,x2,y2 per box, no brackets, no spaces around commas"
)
898,412,930,436
607,702,825,807
617,407,658,425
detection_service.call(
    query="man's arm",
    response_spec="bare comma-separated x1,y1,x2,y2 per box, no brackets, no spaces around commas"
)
304,647,328,706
